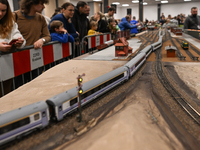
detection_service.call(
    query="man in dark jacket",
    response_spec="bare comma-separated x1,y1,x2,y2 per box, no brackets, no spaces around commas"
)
71,1,90,41
184,7,200,30
119,15,138,31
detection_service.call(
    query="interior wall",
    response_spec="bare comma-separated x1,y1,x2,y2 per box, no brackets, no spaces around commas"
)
58,0,70,7
94,2,101,14
8,0,14,12
44,1,57,18
143,5,157,21
161,2,200,18
114,2,200,20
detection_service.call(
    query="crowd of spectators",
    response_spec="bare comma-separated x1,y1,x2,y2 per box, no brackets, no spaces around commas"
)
0,0,199,94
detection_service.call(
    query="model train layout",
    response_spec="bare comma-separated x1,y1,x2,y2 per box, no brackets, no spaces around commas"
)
0,30,163,146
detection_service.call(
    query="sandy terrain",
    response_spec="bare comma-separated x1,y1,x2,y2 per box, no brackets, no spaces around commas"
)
173,62,200,99
57,64,184,150
0,60,126,113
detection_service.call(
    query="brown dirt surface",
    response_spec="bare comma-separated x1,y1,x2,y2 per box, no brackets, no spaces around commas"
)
0,60,127,113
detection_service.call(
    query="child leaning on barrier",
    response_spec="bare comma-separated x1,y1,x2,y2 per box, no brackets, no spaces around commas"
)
108,18,120,34
88,21,102,36
50,20,74,43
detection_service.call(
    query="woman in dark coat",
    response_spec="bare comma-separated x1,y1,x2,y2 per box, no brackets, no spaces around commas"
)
94,11,109,33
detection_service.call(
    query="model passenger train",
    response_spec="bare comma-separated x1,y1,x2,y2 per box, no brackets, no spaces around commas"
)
0,30,164,146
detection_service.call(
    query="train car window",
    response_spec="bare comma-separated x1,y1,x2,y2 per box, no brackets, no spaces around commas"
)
34,114,40,120
135,56,145,68
70,98,77,106
0,117,30,136
42,112,46,117
59,106,62,111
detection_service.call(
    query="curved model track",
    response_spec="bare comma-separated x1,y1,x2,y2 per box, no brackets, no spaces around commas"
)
155,43,200,125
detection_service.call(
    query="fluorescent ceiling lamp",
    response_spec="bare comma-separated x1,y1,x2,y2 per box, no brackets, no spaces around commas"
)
132,0,139,3
155,0,161,1
122,4,129,6
112,2,120,5
93,0,101,1
143,2,148,5
184,0,191,1
161,1,168,3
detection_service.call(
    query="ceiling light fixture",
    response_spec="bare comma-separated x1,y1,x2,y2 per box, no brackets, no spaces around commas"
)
122,4,129,6
112,2,120,5
161,1,168,3
132,0,139,3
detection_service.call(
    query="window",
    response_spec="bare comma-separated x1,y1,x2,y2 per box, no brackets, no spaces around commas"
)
70,98,77,106
59,106,62,111
120,46,123,50
42,112,46,117
34,114,40,120
135,56,145,68
0,117,30,136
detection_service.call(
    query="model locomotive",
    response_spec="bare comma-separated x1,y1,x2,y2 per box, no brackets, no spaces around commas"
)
181,41,189,50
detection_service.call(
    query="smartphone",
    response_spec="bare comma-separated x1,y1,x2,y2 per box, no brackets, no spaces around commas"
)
9,39,18,45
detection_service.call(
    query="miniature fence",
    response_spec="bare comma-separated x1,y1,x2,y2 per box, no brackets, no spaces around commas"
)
81,30,131,54
0,30,131,97
0,41,73,96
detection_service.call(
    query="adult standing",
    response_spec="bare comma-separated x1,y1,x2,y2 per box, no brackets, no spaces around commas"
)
130,16,138,34
0,0,25,52
184,7,200,30
14,0,51,49
103,7,115,22
49,2,78,38
119,15,139,31
0,0,26,96
71,1,89,41
94,11,109,33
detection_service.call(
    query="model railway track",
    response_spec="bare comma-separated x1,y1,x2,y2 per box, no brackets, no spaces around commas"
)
174,38,199,61
155,48,200,125
152,31,159,43
178,38,200,56
167,31,186,60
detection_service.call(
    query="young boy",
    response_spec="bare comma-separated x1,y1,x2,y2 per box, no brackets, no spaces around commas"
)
88,21,101,36
108,18,120,40
50,20,74,43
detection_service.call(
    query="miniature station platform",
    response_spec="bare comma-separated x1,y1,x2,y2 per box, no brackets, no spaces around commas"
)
0,37,142,114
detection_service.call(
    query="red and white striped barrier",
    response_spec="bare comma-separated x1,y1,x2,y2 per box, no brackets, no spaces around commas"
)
0,42,72,81
88,33,111,49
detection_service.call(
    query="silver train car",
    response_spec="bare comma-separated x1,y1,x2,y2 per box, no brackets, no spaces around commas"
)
152,35,163,51
0,30,164,146
104,40,114,46
140,45,152,57
46,66,129,121
0,101,49,145
125,53,146,77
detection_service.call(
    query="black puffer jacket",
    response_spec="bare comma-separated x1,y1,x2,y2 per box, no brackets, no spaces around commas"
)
97,19,109,33
71,8,90,41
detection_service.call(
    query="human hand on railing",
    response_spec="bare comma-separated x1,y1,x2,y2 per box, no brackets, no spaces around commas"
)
14,37,24,48
0,42,12,52
34,39,44,49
